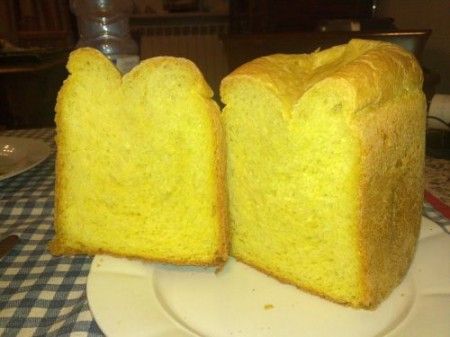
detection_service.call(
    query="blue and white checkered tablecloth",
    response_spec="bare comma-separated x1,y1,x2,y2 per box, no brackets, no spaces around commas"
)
0,129,102,337
0,128,449,337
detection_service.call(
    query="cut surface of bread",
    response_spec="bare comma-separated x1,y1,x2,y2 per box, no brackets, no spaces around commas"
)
50,48,228,265
220,39,425,308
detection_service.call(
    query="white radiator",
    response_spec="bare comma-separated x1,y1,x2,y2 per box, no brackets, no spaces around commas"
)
138,23,229,98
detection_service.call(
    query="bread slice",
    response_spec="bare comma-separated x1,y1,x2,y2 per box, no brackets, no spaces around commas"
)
220,39,425,308
50,48,228,265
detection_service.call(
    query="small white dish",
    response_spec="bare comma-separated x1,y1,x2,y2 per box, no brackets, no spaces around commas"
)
0,136,51,181
87,217,450,337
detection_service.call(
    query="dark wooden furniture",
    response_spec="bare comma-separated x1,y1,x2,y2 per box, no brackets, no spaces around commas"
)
229,0,377,34
0,52,69,128
4,0,75,48
0,0,74,128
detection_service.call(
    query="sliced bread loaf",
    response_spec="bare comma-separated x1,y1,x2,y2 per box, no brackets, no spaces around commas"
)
220,39,426,308
50,48,228,265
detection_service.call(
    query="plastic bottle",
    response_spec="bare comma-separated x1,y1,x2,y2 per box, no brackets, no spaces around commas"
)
70,0,139,74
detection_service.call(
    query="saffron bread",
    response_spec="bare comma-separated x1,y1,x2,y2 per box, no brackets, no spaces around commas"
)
50,48,228,265
220,39,426,308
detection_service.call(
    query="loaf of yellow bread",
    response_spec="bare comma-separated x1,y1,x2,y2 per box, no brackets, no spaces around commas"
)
220,39,426,308
50,48,228,265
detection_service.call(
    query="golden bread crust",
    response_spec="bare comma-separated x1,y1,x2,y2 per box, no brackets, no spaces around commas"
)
354,93,425,307
222,39,422,115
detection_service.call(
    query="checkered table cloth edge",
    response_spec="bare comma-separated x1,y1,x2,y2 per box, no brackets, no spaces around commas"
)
1,128,449,337
1,129,102,337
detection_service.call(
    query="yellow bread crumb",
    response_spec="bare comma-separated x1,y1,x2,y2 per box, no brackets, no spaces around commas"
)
50,48,228,265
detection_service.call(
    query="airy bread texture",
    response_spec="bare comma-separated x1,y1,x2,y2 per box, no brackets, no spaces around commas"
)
50,48,228,265
220,39,426,308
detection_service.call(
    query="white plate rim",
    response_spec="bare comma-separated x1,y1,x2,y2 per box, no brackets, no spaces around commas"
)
0,136,52,181
87,217,450,337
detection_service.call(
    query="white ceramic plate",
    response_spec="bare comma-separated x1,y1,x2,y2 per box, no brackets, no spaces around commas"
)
87,217,450,337
0,136,51,181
